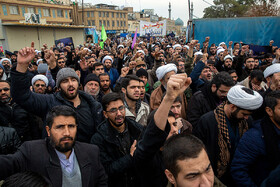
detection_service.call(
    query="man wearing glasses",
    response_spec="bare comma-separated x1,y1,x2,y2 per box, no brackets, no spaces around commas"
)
91,92,143,187
31,74,48,94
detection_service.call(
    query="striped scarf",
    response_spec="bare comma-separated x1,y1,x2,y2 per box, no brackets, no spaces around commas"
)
214,102,248,178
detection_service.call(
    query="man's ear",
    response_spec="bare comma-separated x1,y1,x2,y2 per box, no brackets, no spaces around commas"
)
103,111,108,119
265,107,273,117
45,126,51,137
121,87,126,94
165,169,176,185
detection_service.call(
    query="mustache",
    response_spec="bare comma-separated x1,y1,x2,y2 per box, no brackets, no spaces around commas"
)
60,137,74,142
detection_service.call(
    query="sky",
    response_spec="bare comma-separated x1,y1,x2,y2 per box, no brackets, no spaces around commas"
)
82,0,214,26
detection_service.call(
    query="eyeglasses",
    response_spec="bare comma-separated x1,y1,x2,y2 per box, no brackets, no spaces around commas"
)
0,87,9,92
136,64,146,68
106,105,125,114
58,61,65,64
35,84,46,87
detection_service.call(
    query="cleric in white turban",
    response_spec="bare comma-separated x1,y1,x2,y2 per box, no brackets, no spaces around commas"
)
227,85,263,110
156,63,177,81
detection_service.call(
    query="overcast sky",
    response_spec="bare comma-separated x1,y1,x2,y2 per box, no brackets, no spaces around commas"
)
82,0,214,26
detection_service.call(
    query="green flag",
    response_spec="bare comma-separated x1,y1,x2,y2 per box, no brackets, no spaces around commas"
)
101,24,107,45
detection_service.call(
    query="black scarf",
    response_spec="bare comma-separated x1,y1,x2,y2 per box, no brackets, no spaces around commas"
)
261,115,280,170
200,83,221,110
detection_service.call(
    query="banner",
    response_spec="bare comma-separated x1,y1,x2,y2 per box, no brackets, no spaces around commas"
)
140,20,167,37
55,37,74,50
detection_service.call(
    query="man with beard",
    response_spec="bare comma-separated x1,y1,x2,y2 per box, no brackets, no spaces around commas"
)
91,92,143,187
236,45,256,81
121,75,150,126
237,69,267,91
31,75,48,94
150,64,188,119
187,72,235,128
0,105,108,186
84,73,103,103
11,43,103,143
231,90,280,186
0,58,12,80
91,62,105,76
220,55,233,72
0,80,38,142
99,73,112,95
194,85,263,186
0,64,7,80
102,55,119,88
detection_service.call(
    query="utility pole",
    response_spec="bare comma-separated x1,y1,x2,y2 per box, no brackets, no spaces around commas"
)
168,2,171,19
82,0,84,25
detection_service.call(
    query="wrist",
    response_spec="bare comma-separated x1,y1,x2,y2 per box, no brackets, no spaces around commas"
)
16,64,28,73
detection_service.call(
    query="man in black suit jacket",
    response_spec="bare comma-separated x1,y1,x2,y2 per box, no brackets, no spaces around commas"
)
0,105,107,187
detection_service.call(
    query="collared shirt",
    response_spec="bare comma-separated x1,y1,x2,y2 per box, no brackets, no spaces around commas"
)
55,149,75,174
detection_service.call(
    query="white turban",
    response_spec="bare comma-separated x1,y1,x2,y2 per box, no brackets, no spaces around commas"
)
219,42,226,46
217,48,225,56
173,44,182,50
263,64,280,78
0,58,11,65
137,50,145,56
227,85,263,110
31,75,49,87
183,45,189,50
36,59,43,65
102,55,113,63
224,55,233,61
194,51,203,56
117,45,124,49
156,63,177,80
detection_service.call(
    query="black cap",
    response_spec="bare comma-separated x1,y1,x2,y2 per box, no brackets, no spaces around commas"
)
84,73,100,86
136,68,148,79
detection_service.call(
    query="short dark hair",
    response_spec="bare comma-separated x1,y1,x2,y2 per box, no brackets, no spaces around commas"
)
46,105,77,128
98,73,110,79
211,71,235,88
163,134,205,178
2,171,50,187
121,75,140,89
265,90,280,111
228,69,237,75
173,96,182,104
0,80,10,86
92,62,103,71
250,69,264,82
102,92,124,111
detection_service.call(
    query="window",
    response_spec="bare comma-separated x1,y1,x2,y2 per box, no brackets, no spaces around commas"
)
112,12,114,17
106,12,109,17
57,9,63,17
120,13,122,18
103,12,105,17
98,12,101,17
99,20,102,26
116,13,119,18
88,20,91,26
124,21,126,27
107,20,110,27
65,10,68,18
103,20,106,26
21,7,25,16
43,8,50,17
52,9,56,18
38,8,42,17
123,14,126,18
27,7,35,13
112,20,115,27
91,11,94,17
121,21,123,27
9,5,19,15
2,5,7,16
87,12,90,17
117,20,119,27
91,20,95,26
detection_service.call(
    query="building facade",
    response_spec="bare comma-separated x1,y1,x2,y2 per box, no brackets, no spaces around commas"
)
0,0,73,24
77,3,128,33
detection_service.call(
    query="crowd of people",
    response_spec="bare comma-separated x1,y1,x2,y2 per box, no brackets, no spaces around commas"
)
0,35,279,187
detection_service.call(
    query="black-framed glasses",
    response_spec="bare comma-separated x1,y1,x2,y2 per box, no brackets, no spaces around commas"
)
136,64,146,68
0,87,9,92
58,61,65,64
106,105,125,114
35,84,46,88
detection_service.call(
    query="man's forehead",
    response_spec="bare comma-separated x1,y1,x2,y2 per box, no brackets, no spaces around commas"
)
107,99,124,108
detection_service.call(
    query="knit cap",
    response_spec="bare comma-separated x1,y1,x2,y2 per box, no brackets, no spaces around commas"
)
56,68,80,87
